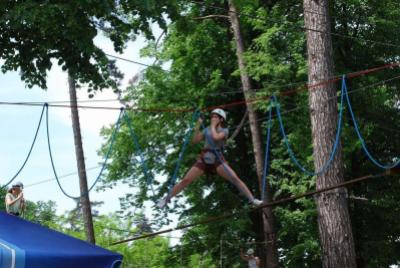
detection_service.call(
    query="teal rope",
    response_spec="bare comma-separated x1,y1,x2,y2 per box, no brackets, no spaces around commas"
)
166,110,201,196
123,111,156,198
87,108,124,193
261,106,272,200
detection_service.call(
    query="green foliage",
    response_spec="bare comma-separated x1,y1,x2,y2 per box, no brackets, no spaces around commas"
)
0,187,8,211
0,0,179,90
24,200,58,228
188,253,217,268
56,212,172,267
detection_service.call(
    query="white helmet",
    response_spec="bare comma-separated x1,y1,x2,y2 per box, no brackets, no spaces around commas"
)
247,248,254,255
12,181,24,188
211,108,226,120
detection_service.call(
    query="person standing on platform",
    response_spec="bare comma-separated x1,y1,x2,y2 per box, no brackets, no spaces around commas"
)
5,181,25,216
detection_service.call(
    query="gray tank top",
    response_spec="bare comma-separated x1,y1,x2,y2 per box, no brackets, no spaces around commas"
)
203,127,229,150
248,258,258,268
5,193,21,214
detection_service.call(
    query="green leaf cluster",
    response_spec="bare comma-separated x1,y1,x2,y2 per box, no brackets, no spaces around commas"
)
0,0,180,90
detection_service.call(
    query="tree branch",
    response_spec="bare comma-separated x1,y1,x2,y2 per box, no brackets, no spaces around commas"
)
193,14,229,20
227,109,249,143
348,195,368,201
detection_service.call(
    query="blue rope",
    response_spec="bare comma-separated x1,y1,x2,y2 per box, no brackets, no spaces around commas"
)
46,104,124,199
261,106,272,200
123,111,156,198
273,79,345,176
167,110,201,196
87,109,124,193
343,76,400,169
2,104,46,188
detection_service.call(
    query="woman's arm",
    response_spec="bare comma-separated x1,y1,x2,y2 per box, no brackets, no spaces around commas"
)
192,118,204,144
5,193,22,206
20,198,25,210
209,117,227,141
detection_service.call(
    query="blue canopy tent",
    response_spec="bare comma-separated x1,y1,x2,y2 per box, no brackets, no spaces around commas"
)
0,212,122,268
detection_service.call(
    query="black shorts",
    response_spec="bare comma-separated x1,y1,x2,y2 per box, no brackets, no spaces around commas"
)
194,150,226,174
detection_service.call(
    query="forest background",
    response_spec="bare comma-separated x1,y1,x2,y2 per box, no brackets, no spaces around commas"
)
1,0,399,267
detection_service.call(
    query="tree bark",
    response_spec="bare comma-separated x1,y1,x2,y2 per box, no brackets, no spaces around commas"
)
303,0,356,267
228,1,279,267
68,74,96,244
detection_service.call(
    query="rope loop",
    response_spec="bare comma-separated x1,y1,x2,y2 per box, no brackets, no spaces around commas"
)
46,106,124,199
273,78,345,176
343,76,400,169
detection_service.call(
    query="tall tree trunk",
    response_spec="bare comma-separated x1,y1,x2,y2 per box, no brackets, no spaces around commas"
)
228,1,279,267
68,74,96,244
303,1,356,267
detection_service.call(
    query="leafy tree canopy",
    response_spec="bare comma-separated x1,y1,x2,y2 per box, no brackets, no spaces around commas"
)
0,0,180,91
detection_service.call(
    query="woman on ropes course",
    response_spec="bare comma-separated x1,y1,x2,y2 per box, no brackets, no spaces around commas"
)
5,181,25,216
157,108,263,208
240,248,260,268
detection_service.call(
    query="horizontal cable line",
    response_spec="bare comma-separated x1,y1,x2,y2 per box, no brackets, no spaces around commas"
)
24,166,101,188
103,54,310,98
110,168,399,245
95,224,181,238
0,101,186,112
28,99,120,104
104,53,155,68
0,98,120,107
208,79,311,97
303,8,331,18
315,29,400,49
0,62,398,113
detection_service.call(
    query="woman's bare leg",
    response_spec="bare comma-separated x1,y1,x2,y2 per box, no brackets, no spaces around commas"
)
216,163,255,202
167,166,204,201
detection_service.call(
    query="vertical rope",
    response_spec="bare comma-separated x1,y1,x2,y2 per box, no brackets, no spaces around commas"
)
261,106,272,200
123,111,156,197
167,110,201,196
87,108,124,193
